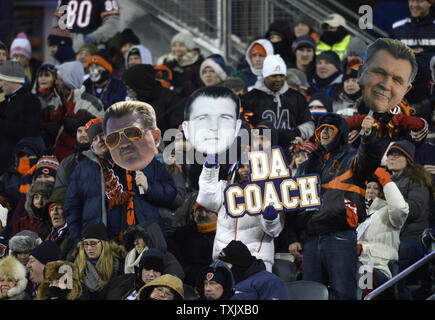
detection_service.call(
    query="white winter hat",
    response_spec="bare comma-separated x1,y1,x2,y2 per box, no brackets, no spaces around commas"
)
262,54,287,78
171,32,195,51
10,32,32,60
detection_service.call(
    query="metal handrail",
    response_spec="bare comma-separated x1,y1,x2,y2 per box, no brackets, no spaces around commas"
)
364,250,435,300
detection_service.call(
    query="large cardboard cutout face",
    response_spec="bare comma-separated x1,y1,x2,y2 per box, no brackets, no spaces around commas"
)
104,111,160,171
182,95,242,155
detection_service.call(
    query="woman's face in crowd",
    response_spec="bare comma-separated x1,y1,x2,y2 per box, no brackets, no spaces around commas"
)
38,71,54,90
83,238,103,260
343,78,360,95
0,277,16,298
365,181,381,200
171,42,188,60
386,152,408,172
150,286,175,300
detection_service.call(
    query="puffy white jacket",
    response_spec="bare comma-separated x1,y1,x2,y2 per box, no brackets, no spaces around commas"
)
357,181,409,279
197,165,284,267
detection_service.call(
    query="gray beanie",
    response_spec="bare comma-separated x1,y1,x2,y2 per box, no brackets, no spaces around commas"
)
0,60,25,84
56,61,84,89
171,32,195,51
9,230,42,254
346,37,368,57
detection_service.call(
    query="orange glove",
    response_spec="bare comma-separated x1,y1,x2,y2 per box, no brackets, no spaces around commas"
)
374,167,392,187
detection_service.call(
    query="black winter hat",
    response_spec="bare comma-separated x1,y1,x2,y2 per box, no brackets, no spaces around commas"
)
120,28,140,47
387,140,415,163
82,222,109,241
122,63,156,93
218,240,256,268
316,50,342,72
138,248,165,273
30,240,60,265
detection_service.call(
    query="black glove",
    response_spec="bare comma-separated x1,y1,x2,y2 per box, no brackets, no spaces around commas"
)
62,116,80,135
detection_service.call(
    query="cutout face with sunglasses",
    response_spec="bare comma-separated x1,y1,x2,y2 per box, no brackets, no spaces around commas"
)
104,111,161,171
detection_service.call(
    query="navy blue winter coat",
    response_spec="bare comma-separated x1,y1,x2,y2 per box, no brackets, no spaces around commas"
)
230,259,291,300
64,151,177,243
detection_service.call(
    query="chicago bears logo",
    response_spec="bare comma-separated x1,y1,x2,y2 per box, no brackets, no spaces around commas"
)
273,65,281,72
206,272,215,281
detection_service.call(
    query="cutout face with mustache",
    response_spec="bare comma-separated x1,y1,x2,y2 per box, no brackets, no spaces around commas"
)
105,112,160,170
359,49,412,113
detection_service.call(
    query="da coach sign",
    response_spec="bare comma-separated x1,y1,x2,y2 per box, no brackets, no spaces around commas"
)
223,147,322,218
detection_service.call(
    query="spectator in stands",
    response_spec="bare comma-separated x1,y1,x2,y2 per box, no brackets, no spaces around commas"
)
241,54,314,150
43,187,74,261
289,35,316,81
0,255,31,300
101,102,178,234
286,138,315,177
9,32,41,87
237,38,274,90
357,167,409,299
54,116,93,189
0,60,42,176
8,230,42,266
221,75,247,96
119,28,141,61
121,64,185,136
157,32,204,98
345,38,428,153
316,13,354,59
166,203,217,287
218,240,291,300
292,17,319,42
53,60,104,161
64,118,128,244
26,240,61,299
137,274,184,300
307,91,334,125
195,260,235,300
286,68,309,97
265,20,294,67
10,180,54,237
74,222,126,300
0,197,13,258
308,50,343,99
124,45,153,69
54,0,121,52
200,54,228,87
390,0,435,61
288,112,382,300
385,140,435,299
332,66,362,117
84,49,127,110
47,27,75,65
36,260,82,300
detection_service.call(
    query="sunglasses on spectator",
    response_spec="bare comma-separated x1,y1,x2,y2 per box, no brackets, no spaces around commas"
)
104,126,147,149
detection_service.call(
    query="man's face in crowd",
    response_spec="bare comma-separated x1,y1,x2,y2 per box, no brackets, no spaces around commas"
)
141,268,161,284
27,256,45,285
92,132,109,157
295,47,314,66
127,54,142,69
319,126,337,147
250,52,265,70
409,0,431,18
358,49,412,113
0,79,21,96
76,50,91,68
105,111,160,170
33,193,47,209
50,204,66,229
202,66,221,86
182,96,242,155
264,74,286,92
294,22,311,38
204,280,224,300
76,126,90,144
194,207,217,225
316,59,338,79
35,174,55,183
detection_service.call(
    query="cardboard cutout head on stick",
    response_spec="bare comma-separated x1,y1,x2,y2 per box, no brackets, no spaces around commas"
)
103,101,161,171
182,86,242,155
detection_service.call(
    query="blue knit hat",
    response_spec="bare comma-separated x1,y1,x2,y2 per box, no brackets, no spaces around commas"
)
200,54,228,82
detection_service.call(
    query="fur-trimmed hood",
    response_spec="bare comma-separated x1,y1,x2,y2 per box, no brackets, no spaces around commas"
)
0,255,28,299
36,260,82,300
137,274,184,300
24,180,55,216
